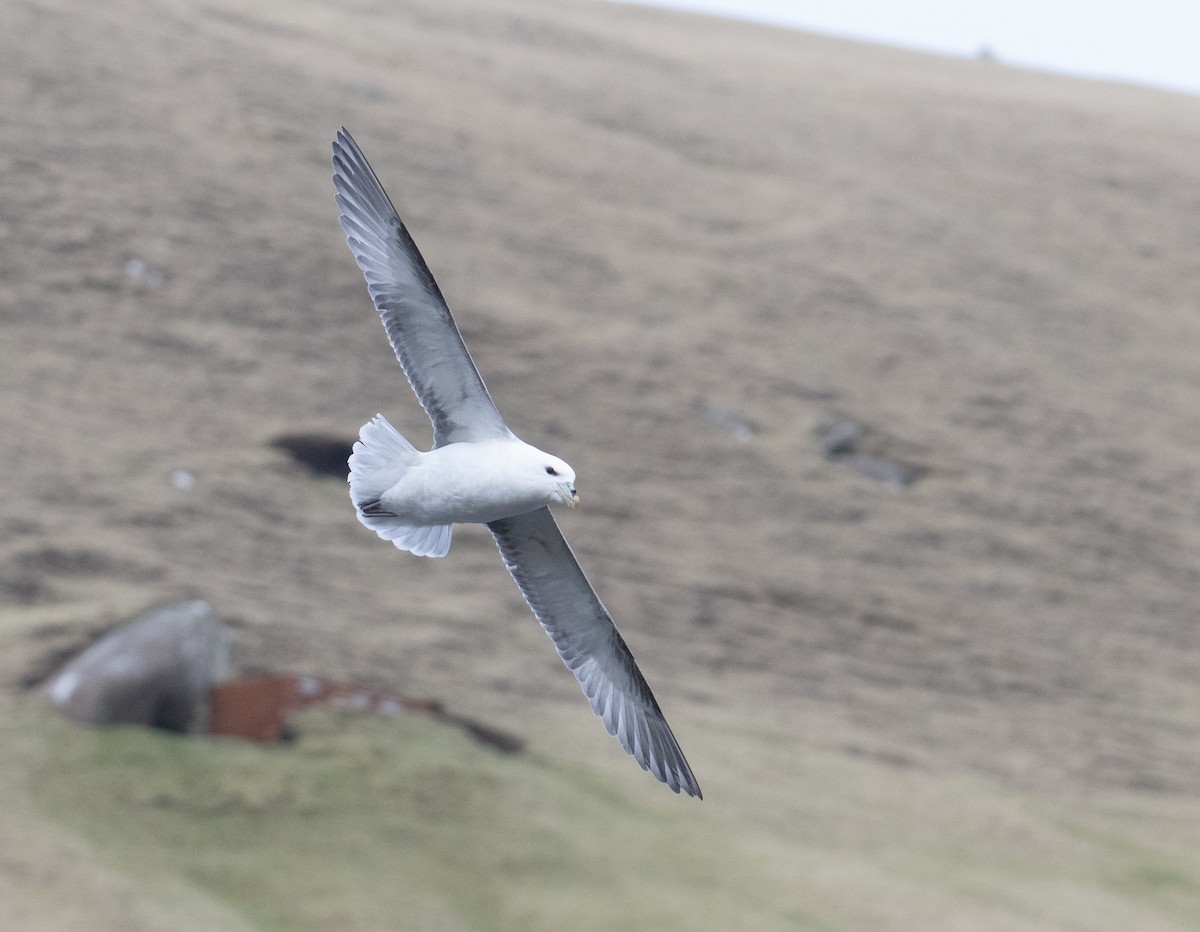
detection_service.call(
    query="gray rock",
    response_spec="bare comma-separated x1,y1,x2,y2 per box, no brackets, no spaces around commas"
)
697,399,757,441
123,257,167,288
46,600,231,732
813,410,927,487
812,412,868,458
837,453,926,488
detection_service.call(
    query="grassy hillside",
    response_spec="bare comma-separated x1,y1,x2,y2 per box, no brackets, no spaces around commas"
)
4,694,1199,931
2,0,1200,928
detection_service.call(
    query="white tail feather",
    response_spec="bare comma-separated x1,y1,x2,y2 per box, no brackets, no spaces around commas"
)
348,415,452,558
370,521,453,558
348,415,416,496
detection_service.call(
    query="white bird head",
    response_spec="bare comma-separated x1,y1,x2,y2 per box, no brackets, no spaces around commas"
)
516,443,579,509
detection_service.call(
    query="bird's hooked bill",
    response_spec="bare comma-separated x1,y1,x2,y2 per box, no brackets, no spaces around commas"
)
561,484,580,508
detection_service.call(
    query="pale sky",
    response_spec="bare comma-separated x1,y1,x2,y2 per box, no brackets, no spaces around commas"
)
619,1,1200,97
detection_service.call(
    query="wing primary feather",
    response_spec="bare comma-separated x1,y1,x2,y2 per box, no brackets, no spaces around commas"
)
488,508,701,798
332,129,512,446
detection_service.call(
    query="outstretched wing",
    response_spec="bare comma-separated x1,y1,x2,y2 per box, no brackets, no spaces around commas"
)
333,129,512,447
488,508,701,797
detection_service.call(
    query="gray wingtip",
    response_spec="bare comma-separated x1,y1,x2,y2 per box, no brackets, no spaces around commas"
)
579,655,701,797
629,718,702,798
488,510,703,799
332,128,357,173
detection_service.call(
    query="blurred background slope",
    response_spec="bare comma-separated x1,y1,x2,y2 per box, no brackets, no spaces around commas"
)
1,0,1199,929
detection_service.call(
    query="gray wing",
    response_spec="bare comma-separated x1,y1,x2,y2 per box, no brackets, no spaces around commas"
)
333,129,512,447
488,508,701,798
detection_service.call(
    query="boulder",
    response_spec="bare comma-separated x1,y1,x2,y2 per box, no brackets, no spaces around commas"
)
813,411,927,487
46,600,231,732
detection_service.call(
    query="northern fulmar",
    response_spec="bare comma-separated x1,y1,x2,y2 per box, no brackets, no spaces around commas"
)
332,129,700,797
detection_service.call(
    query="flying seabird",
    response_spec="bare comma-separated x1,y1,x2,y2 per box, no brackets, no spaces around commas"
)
332,129,700,797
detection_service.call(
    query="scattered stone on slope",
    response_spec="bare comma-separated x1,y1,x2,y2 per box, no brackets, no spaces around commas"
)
123,257,167,288
697,399,758,441
40,605,524,752
812,412,867,458
46,600,232,732
835,453,926,487
813,410,927,488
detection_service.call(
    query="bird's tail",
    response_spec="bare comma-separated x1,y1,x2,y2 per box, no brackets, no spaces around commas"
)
348,415,452,558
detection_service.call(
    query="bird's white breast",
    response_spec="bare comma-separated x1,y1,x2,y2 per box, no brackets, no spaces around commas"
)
379,439,553,525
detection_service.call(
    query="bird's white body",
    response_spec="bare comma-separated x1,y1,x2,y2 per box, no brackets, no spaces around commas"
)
349,413,577,556
377,439,575,525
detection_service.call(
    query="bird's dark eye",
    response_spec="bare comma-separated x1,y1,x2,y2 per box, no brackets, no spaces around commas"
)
545,466,558,476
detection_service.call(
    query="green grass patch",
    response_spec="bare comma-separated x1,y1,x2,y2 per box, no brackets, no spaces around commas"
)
2,702,794,931
3,697,1200,931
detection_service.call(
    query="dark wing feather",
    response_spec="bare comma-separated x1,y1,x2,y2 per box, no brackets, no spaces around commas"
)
332,129,511,447
488,508,701,797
